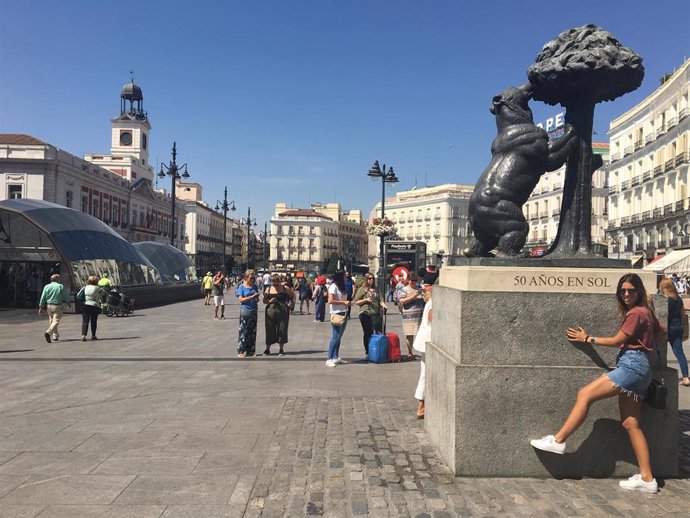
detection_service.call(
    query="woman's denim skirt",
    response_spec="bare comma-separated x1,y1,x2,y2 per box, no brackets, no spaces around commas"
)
605,349,652,400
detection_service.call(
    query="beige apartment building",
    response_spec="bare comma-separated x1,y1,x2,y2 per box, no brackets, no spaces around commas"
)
269,202,368,272
606,58,690,260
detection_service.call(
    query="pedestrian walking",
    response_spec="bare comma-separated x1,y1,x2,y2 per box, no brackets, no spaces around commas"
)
658,278,690,386
530,273,659,493
387,275,396,302
263,274,294,355
297,277,312,315
236,269,260,358
38,273,71,343
353,273,387,356
202,271,214,305
413,287,432,419
212,271,226,319
325,270,350,367
398,272,425,360
313,276,327,322
78,275,105,341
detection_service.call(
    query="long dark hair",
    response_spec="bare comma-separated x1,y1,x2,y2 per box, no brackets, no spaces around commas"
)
615,273,650,319
333,270,346,292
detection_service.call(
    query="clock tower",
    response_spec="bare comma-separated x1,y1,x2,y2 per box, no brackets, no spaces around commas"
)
111,80,151,165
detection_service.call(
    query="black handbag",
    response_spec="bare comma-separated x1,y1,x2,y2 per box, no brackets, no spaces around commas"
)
645,348,667,410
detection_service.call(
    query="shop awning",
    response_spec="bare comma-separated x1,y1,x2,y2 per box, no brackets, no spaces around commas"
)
642,249,690,274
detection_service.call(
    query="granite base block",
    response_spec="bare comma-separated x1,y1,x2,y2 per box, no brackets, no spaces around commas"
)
426,346,679,478
426,269,679,478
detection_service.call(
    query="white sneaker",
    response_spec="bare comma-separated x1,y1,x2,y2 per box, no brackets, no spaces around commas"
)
619,474,658,493
325,359,337,368
529,435,565,454
335,357,347,364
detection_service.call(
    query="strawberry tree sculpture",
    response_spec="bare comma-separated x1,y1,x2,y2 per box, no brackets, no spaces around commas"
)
527,25,644,257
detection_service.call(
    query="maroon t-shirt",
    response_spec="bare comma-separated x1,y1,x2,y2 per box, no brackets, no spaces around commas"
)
619,305,655,352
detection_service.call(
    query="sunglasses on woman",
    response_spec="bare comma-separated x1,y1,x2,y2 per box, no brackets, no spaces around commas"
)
618,288,637,295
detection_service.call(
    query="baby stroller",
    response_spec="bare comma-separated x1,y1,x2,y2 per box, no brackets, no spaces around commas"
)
103,288,135,317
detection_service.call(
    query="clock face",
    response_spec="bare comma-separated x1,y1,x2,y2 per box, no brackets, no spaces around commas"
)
120,132,133,146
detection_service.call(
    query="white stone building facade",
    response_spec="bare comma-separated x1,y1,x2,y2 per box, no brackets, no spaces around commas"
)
0,81,189,249
369,183,474,274
606,58,690,260
269,202,367,272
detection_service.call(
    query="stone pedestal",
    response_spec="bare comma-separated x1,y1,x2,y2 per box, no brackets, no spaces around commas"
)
426,265,679,478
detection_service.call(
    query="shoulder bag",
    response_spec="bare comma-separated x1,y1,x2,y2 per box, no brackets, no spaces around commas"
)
645,347,667,409
331,313,346,326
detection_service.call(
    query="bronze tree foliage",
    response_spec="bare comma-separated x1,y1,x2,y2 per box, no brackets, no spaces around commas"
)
527,24,644,257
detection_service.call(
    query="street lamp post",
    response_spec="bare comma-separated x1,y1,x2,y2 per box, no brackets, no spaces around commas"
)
241,206,257,268
215,186,236,274
262,221,269,269
367,160,399,295
158,142,190,247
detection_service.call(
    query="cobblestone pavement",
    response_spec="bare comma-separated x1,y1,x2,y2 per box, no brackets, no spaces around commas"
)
0,297,688,517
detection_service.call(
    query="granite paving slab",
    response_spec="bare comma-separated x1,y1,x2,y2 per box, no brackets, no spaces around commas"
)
0,298,687,516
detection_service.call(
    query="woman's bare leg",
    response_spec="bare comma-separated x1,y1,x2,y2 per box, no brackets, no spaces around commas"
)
554,375,620,443
619,394,653,481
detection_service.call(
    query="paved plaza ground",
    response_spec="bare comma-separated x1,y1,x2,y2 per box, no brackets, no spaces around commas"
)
0,297,688,517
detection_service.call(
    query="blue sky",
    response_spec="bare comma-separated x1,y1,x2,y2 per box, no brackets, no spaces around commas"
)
1,0,688,228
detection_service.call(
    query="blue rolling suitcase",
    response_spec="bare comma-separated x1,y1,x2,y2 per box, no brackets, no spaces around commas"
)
368,334,388,364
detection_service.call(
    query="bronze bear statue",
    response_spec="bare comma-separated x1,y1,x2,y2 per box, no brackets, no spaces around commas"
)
466,82,577,257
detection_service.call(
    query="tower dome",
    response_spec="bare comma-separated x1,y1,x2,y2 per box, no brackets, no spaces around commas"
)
120,80,145,119
121,81,143,101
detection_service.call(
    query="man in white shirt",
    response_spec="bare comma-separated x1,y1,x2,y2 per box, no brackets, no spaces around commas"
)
262,272,271,291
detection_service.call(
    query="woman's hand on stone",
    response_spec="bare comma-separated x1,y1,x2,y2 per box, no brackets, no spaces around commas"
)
565,326,587,343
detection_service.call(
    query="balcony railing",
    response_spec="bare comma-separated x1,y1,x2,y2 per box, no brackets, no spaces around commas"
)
664,159,674,172
611,153,620,162
653,207,662,218
667,116,677,128
623,146,633,157
679,108,688,121
634,139,643,150
677,152,688,165
607,219,618,229
653,165,663,177
642,210,652,221
630,214,640,223
631,176,641,187
642,170,652,182
645,134,655,145
433,232,441,238
621,216,631,225
621,180,630,190
608,186,619,195
424,216,431,221
664,203,674,215
552,209,560,216
539,211,548,218
676,200,685,211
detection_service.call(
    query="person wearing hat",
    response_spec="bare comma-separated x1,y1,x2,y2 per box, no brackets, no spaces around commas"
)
202,271,214,305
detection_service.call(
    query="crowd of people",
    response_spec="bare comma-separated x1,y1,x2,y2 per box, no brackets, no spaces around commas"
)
35,264,690,493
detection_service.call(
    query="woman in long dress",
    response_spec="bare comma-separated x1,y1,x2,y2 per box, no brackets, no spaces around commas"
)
235,270,260,358
263,274,295,356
